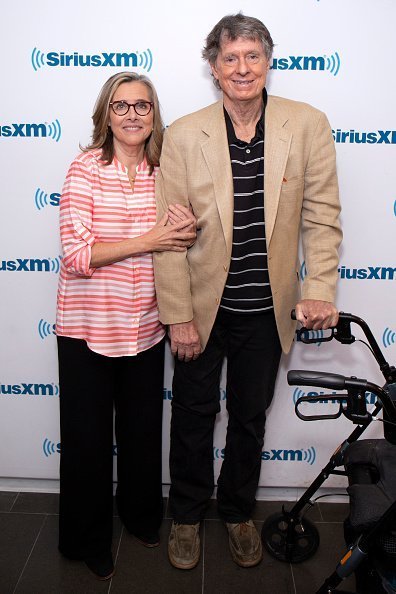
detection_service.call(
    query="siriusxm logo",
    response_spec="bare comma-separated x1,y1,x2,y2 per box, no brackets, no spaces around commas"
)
292,387,376,406
299,261,307,281
32,48,153,72
43,438,118,457
163,388,172,400
0,120,61,142
213,446,316,465
163,388,227,400
262,446,316,465
38,319,56,340
271,52,340,76
383,328,396,348
43,439,61,457
300,261,396,282
1,383,59,396
0,257,61,273
333,129,396,144
35,188,60,210
338,266,396,280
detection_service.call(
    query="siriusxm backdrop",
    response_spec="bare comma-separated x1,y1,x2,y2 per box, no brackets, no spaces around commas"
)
0,0,395,492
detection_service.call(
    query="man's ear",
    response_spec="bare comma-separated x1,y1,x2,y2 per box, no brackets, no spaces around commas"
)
210,62,219,81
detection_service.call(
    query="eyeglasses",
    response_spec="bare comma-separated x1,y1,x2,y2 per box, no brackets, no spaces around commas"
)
109,100,153,117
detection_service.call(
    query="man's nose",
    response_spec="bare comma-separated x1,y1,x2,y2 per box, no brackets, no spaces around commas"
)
236,57,249,75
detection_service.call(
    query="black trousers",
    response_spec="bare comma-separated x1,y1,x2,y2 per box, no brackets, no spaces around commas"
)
57,336,165,559
169,309,282,523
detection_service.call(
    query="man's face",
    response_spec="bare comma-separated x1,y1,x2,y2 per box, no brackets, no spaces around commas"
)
210,36,269,105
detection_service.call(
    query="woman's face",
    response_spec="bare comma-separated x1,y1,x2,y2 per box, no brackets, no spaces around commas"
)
108,81,154,152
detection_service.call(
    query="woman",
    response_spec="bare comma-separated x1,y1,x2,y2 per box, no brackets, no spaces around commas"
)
56,71,195,580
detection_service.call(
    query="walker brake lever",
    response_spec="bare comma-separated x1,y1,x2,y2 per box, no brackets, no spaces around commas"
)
291,310,356,345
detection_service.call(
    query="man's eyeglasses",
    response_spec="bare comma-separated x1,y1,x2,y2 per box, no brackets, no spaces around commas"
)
109,100,153,117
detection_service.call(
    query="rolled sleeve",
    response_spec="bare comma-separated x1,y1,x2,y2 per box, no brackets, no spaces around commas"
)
59,157,97,277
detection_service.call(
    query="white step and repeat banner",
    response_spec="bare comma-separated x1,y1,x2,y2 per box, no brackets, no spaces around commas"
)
0,0,395,491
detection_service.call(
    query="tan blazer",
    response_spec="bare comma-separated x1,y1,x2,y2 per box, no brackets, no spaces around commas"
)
154,96,342,354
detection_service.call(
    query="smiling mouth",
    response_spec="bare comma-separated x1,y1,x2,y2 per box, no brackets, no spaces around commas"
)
232,80,254,86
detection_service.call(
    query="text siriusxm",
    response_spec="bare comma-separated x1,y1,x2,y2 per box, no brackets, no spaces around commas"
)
339,266,396,280
300,263,396,283
333,129,396,144
293,388,377,406
0,257,61,273
32,48,153,72
1,383,58,396
271,52,340,76
0,120,61,141
47,52,139,67
214,447,315,463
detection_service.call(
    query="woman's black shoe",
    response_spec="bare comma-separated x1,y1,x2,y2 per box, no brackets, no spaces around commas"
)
84,551,115,580
132,530,160,548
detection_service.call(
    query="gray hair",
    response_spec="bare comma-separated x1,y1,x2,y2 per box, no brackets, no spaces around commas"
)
202,13,274,90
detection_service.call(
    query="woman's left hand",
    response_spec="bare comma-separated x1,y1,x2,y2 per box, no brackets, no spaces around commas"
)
167,204,197,246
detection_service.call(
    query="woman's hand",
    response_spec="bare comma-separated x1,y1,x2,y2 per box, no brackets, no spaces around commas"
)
89,208,196,267
142,213,196,253
167,204,197,247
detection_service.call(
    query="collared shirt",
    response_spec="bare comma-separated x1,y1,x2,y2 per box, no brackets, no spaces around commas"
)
220,89,273,314
56,149,165,357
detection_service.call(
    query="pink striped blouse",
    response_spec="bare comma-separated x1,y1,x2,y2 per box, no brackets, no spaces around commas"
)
56,149,165,357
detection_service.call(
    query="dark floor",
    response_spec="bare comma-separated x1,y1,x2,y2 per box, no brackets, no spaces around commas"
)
0,491,356,594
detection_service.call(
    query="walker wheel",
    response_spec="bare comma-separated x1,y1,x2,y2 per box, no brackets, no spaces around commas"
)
261,511,320,563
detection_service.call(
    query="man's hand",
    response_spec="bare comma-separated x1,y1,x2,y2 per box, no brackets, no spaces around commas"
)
295,299,339,330
169,321,202,362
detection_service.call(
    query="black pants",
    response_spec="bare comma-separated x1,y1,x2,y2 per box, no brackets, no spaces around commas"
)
57,336,165,559
169,309,282,523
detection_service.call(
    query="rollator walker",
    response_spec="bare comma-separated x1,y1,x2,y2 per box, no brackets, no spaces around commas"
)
261,311,396,593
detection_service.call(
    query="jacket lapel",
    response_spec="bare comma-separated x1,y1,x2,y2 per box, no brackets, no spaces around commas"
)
264,97,292,245
200,102,234,256
198,97,292,253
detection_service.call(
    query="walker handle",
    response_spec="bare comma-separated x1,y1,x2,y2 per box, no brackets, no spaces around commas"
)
288,370,347,390
289,371,374,425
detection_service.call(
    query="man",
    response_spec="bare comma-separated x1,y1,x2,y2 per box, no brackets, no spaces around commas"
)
154,13,342,570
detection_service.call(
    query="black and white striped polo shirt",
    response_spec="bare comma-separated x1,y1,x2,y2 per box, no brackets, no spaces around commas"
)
220,93,273,314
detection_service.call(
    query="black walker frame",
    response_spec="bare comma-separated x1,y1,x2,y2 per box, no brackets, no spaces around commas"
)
261,312,396,593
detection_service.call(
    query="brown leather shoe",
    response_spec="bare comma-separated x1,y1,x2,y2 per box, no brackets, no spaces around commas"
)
226,520,263,567
168,522,200,569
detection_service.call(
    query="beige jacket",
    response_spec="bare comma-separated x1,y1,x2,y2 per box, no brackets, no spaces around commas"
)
154,96,342,354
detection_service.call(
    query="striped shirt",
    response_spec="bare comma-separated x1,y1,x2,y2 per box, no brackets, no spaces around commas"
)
56,149,165,357
220,94,273,314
